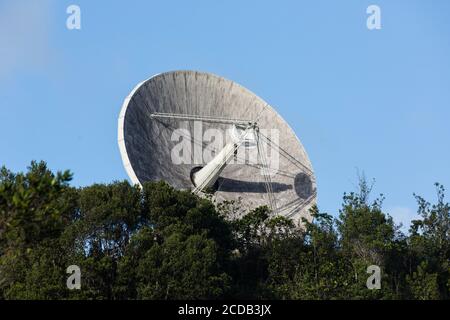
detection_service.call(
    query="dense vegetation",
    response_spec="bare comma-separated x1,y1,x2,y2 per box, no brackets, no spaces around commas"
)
0,161,448,299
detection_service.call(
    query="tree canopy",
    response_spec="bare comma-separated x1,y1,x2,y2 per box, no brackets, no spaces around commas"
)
0,161,448,299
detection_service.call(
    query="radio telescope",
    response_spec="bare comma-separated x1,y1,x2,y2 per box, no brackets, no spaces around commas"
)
118,71,316,224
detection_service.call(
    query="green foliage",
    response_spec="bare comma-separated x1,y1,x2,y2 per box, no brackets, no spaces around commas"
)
0,163,233,299
408,183,450,299
0,162,449,300
0,161,76,299
135,232,230,299
406,261,440,300
0,161,75,250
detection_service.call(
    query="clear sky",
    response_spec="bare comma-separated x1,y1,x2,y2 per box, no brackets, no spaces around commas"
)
1,0,449,230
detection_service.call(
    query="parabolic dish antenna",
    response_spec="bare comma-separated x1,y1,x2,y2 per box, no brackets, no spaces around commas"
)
118,71,316,224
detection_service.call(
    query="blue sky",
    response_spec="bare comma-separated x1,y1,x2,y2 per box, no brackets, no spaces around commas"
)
1,0,449,230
